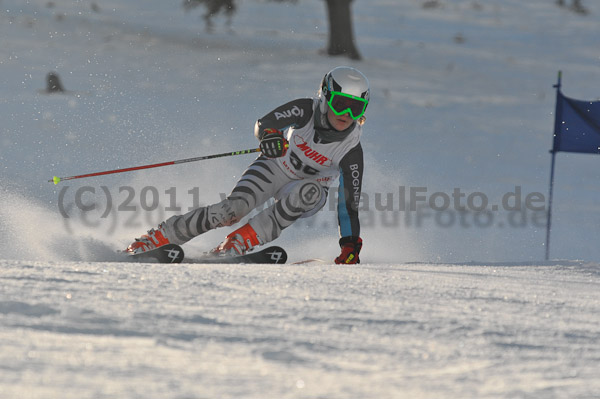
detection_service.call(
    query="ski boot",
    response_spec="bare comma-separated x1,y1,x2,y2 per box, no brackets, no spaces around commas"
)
212,223,263,256
126,223,171,254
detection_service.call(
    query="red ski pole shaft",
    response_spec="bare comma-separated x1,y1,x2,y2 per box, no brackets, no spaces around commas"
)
49,148,261,185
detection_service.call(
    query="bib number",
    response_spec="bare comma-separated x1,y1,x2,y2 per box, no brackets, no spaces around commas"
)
290,151,318,175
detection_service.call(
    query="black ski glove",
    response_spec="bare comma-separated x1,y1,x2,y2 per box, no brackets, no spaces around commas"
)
335,236,363,264
260,128,289,158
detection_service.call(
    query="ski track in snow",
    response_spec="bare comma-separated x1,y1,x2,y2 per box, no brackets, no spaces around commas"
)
1,259,600,398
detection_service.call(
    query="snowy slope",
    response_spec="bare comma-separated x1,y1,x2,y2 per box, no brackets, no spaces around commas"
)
1,1,600,397
1,258,600,399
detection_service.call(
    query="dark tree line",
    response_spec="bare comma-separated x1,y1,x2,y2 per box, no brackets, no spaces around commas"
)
183,0,362,60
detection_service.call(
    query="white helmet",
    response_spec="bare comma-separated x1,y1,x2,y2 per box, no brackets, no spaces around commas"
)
319,66,370,120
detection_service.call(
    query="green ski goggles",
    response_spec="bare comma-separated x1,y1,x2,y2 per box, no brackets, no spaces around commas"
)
327,91,368,120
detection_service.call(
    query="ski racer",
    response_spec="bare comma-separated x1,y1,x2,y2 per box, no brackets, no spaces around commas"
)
126,66,369,264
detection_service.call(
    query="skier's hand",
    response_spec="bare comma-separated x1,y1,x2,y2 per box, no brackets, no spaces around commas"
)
335,236,363,264
260,128,289,158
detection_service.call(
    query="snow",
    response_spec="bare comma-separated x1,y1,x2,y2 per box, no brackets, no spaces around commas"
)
1,0,600,397
2,259,600,398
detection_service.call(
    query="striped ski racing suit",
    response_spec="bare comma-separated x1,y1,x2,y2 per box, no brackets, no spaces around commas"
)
161,97,364,247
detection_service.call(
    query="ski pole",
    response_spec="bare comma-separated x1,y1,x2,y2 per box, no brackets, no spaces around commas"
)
49,147,261,185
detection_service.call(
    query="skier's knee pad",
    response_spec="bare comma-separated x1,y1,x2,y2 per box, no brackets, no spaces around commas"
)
299,180,324,210
284,180,325,215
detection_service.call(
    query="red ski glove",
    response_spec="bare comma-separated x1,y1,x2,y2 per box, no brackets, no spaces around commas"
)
260,128,289,158
335,236,363,264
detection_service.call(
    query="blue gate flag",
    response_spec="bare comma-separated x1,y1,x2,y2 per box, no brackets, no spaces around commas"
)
553,90,600,154
546,72,600,261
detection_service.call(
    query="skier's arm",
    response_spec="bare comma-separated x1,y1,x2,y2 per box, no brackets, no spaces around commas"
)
254,98,314,140
335,143,363,263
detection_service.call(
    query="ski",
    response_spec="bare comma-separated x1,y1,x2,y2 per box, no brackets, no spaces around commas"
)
124,243,185,264
123,244,287,264
185,246,287,264
290,258,328,265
